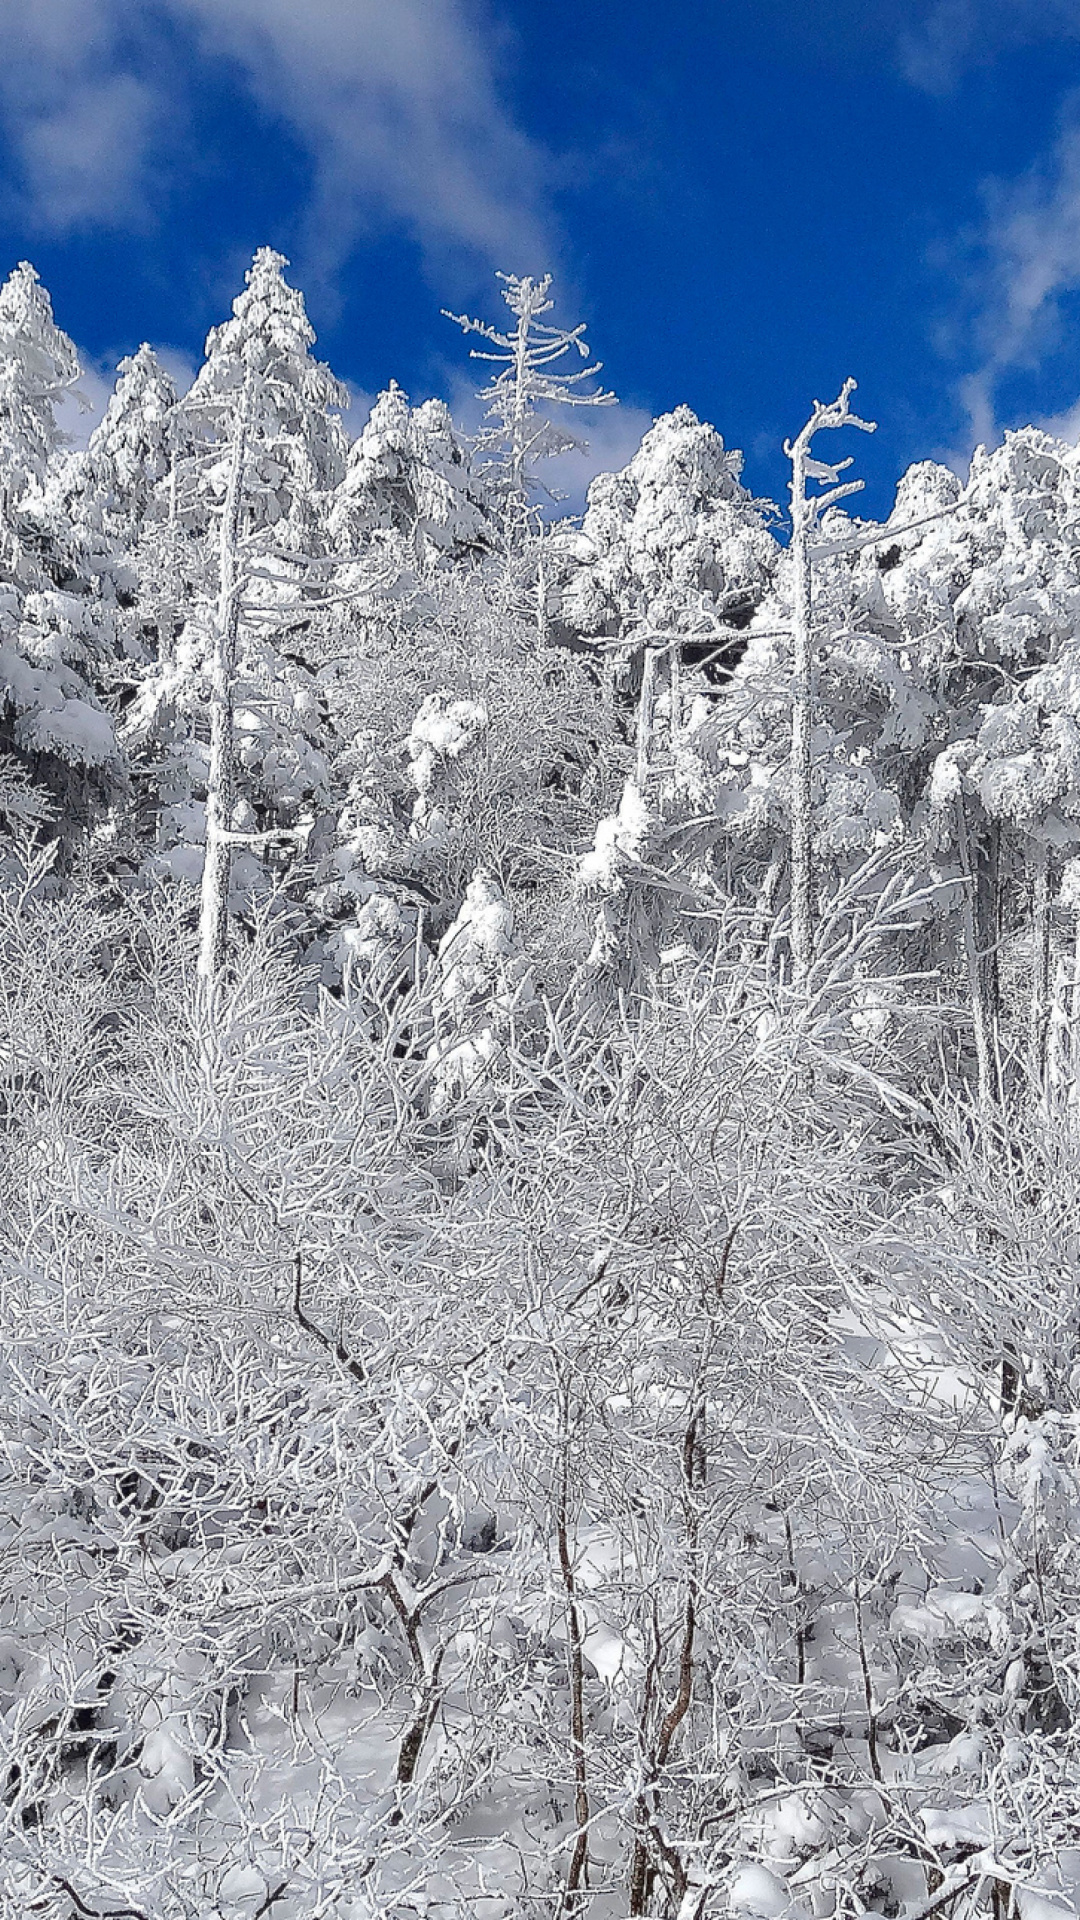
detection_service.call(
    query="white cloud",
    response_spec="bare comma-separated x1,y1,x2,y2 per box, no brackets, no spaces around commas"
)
899,0,1080,94
898,0,981,95
0,0,551,273
55,357,112,451
1035,393,1080,443
340,383,375,441
942,98,1080,455
153,346,199,399
19,74,158,232
0,1,159,231
541,402,655,514
173,0,550,276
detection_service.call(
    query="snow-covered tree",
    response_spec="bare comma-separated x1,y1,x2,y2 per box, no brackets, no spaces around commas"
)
0,261,79,513
445,272,615,543
56,344,180,544
552,403,778,656
784,379,877,983
13,239,1080,1919
330,380,496,566
0,264,123,829
119,251,350,978
183,245,348,541
424,865,534,1117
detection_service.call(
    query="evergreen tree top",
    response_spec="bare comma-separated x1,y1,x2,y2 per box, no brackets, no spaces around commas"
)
192,247,348,413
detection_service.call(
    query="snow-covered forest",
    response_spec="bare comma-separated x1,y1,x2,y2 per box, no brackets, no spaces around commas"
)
5,246,1080,1920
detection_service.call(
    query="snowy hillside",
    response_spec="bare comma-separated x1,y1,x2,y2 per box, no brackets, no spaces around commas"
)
3,253,1080,1920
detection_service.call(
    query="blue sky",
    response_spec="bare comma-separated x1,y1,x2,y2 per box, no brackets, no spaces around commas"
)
3,0,1080,518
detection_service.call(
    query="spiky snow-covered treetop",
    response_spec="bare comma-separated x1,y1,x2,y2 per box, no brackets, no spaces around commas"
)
121,254,348,893
60,345,180,538
330,381,495,563
184,247,349,533
926,431,1080,854
0,265,122,812
0,261,80,506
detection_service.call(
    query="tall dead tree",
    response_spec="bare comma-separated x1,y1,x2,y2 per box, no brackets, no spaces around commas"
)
197,373,253,987
784,379,875,986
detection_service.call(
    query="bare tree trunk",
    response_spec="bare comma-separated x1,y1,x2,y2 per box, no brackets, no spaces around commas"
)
783,381,875,987
1047,952,1070,1098
955,796,997,1108
628,1400,701,1917
728,851,786,1011
788,481,814,988
197,377,252,987
555,1384,590,1907
1068,913,1080,1115
668,639,682,751
535,546,548,647
637,645,659,789
1028,837,1051,1090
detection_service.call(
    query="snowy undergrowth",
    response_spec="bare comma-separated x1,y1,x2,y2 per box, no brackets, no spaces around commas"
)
2,879,1078,1919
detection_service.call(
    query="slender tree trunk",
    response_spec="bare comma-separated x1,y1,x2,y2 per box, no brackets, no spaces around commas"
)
536,546,548,647
1067,913,1080,1115
1047,952,1070,1098
1028,837,1051,1090
728,851,786,1011
978,819,1002,1066
555,1397,590,1906
668,639,682,751
637,645,659,789
782,382,875,986
197,376,251,986
507,300,532,550
628,1404,700,1917
956,796,996,1107
789,468,814,988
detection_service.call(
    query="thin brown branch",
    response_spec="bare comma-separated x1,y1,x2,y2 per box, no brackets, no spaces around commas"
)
291,1251,366,1386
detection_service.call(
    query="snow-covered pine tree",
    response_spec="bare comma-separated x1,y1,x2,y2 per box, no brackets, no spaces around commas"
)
56,345,180,545
38,346,190,725
120,250,349,979
0,262,79,515
814,429,1080,1097
552,404,778,655
330,381,496,568
562,408,779,991
0,263,124,831
948,431,1080,1088
184,246,348,542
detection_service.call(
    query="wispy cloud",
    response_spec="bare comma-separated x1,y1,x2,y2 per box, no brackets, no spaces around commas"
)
0,0,159,230
55,356,112,451
173,0,551,277
0,0,551,273
952,98,1080,448
899,0,1080,95
541,401,655,515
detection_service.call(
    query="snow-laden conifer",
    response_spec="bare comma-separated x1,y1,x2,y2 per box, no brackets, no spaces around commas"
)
0,265,123,824
330,380,495,565
56,344,182,544
121,251,349,978
553,404,778,652
0,261,79,510
185,245,348,537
